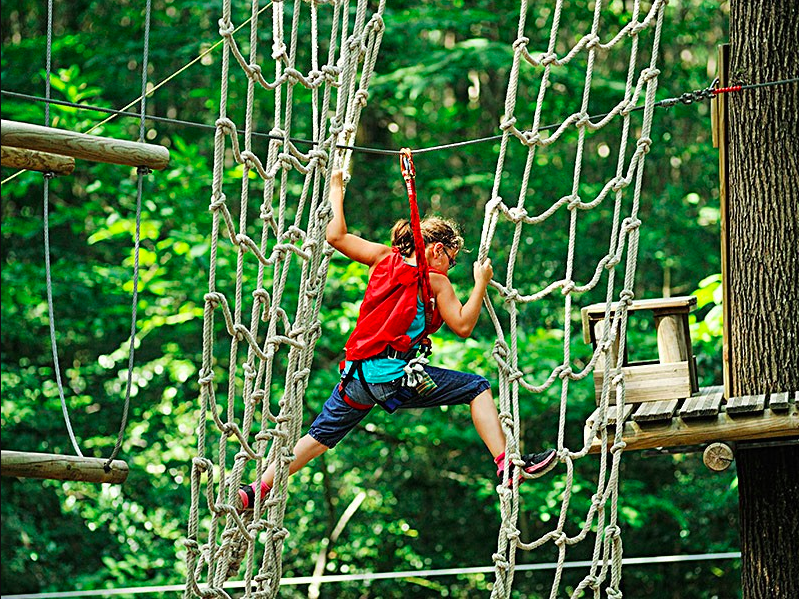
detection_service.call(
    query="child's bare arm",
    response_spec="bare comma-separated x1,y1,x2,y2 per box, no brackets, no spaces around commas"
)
432,258,493,338
326,170,391,267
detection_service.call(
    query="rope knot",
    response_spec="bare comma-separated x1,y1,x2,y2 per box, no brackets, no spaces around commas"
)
622,216,642,231
642,67,661,82
619,289,635,304
561,280,576,295
607,589,623,599
610,176,627,192
522,130,542,146
499,116,517,132
636,136,653,153
247,63,262,80
554,532,569,546
485,197,504,214
585,33,601,50
354,89,370,107
539,51,558,66
232,323,248,341
567,194,582,210
558,365,574,380
575,111,591,129
512,36,530,51
217,18,235,37
492,553,509,569
198,369,215,386
215,118,236,136
584,575,600,589
321,64,340,83
272,41,288,61
204,292,223,308
508,206,528,222
611,439,628,453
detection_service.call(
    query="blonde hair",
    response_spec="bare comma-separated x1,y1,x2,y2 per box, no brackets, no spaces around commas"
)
390,216,464,258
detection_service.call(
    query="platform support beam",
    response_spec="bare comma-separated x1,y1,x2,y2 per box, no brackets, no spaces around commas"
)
1,450,128,484
1,119,170,170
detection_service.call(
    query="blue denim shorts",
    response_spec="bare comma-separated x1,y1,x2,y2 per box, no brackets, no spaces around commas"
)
307,365,490,448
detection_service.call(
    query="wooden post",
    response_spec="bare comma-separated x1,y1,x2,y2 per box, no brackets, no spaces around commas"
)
712,43,733,399
1,450,129,484
1,146,75,175
1,119,170,170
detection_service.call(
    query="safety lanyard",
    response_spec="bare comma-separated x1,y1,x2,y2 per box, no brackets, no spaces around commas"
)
399,148,434,335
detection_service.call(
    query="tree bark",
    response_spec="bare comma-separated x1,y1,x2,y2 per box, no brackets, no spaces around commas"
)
728,2,799,598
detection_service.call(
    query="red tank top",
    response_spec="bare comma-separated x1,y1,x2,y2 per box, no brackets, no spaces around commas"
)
344,247,444,361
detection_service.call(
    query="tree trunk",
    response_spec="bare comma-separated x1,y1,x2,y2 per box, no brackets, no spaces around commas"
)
728,2,799,598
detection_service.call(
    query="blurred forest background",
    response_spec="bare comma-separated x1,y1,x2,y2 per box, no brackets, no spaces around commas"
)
2,1,736,597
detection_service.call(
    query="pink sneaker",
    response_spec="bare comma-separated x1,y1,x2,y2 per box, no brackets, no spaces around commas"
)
238,480,271,510
495,449,557,486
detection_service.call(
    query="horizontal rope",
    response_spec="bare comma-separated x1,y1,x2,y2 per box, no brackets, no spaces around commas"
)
0,552,742,598
3,76,796,159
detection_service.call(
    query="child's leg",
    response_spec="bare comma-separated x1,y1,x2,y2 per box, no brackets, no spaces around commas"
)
261,434,329,488
469,389,506,459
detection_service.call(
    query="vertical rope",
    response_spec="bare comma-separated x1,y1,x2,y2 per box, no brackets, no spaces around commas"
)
42,0,84,457
104,0,152,468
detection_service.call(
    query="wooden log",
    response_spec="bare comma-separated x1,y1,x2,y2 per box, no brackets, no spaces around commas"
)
1,146,75,175
1,119,170,170
654,314,689,364
587,402,798,453
1,450,128,484
703,442,735,471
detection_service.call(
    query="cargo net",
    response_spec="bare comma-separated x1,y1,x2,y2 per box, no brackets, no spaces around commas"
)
183,0,387,597
478,1,667,598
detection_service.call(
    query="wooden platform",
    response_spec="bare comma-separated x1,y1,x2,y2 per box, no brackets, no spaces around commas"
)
585,387,799,453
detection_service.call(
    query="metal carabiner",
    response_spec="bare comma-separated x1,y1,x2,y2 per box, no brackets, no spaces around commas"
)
399,147,415,180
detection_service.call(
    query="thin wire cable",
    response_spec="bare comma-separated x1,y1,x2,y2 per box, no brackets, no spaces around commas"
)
4,75,796,169
0,552,743,598
41,0,84,457
0,2,274,186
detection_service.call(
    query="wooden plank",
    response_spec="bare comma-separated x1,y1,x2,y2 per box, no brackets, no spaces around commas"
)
588,402,799,453
1,119,170,170
594,361,692,404
1,450,128,484
680,387,725,419
585,404,634,429
1,146,75,175
632,399,679,422
581,296,697,344
768,392,790,412
726,394,766,415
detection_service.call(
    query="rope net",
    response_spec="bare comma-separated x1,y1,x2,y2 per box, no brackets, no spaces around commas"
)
480,1,666,598
184,0,386,597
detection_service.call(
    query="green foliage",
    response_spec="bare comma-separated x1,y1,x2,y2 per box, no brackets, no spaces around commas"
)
2,1,734,597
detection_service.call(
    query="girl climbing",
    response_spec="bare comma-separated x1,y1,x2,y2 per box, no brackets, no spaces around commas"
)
239,166,556,509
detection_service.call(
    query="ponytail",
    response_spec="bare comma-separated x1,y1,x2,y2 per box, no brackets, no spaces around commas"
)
391,216,464,258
